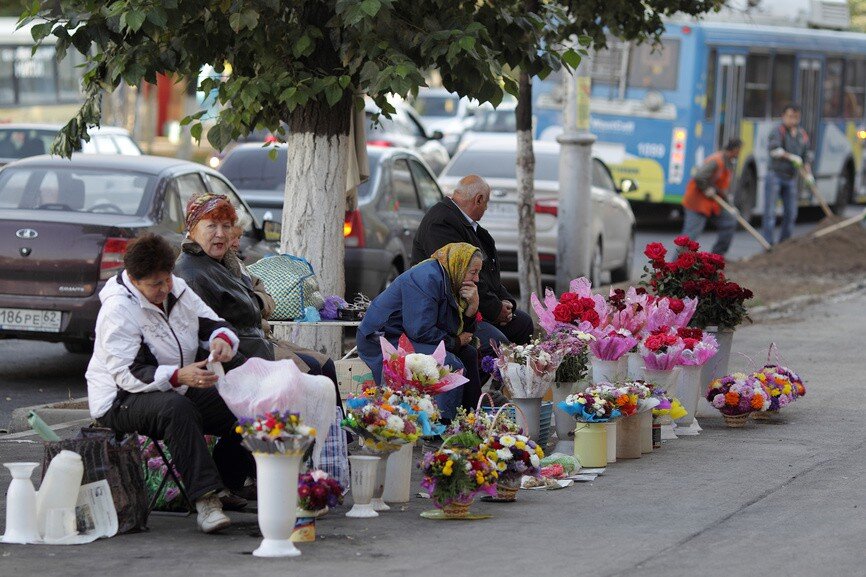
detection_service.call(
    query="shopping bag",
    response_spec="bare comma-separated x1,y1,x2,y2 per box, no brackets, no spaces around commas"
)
246,254,324,320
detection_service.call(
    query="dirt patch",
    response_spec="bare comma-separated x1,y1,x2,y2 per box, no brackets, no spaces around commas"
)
726,214,866,307
45,399,89,410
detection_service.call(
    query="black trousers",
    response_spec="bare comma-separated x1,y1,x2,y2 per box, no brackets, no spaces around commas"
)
99,387,255,502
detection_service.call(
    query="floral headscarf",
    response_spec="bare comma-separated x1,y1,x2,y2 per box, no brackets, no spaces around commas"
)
430,242,482,333
184,193,236,232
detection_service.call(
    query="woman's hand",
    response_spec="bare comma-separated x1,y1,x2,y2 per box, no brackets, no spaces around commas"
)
176,360,218,388
209,338,234,363
460,281,480,317
458,332,473,347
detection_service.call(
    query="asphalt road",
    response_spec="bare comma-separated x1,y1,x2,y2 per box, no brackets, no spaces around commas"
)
0,207,858,431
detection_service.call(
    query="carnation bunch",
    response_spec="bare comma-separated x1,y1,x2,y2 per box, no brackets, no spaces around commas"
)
385,389,444,437
706,373,770,416
537,329,594,384
342,387,420,451
752,366,798,411
480,433,544,484
446,407,521,438
642,237,753,329
494,339,563,398
235,411,317,455
297,469,344,512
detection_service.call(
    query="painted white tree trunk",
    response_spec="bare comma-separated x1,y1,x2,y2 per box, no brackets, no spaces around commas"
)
276,130,349,356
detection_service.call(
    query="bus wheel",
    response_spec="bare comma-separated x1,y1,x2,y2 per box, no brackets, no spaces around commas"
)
833,165,854,215
735,167,757,224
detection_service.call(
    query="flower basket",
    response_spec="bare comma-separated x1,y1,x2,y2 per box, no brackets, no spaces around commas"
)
442,500,472,519
723,413,749,428
495,476,521,502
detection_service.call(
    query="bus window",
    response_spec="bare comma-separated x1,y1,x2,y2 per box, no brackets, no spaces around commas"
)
770,54,795,117
844,60,865,119
627,39,680,91
744,54,770,118
58,52,85,102
823,58,844,118
705,49,716,120
15,46,57,105
591,38,629,99
0,49,13,104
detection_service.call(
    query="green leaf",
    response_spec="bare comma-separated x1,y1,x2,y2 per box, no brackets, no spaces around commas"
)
190,122,202,142
458,36,475,52
338,75,351,89
229,13,243,33
122,10,146,32
241,8,259,30
562,48,581,69
359,0,381,17
395,63,411,78
30,22,53,42
293,35,311,57
324,83,343,107
147,9,168,28
268,147,278,160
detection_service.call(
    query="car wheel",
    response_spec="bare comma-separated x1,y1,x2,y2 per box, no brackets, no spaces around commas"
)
610,233,634,284
589,241,603,287
381,262,401,293
63,340,94,355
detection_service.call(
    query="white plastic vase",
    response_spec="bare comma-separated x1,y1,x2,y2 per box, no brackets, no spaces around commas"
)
252,452,303,558
36,450,83,538
627,352,643,380
2,462,40,544
551,382,578,455
382,443,414,504
370,455,391,511
346,455,379,518
675,365,704,434
591,357,625,385
697,327,735,417
510,396,543,440
604,421,618,463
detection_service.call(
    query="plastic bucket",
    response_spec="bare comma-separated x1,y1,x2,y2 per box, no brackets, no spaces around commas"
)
604,421,618,463
616,414,642,459
639,410,653,454
573,422,607,467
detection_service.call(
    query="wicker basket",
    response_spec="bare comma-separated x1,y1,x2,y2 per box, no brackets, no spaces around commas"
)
723,413,749,428
751,410,778,421
442,501,472,519
495,483,520,502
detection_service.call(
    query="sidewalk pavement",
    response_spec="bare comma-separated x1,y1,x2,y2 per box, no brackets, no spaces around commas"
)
1,287,864,577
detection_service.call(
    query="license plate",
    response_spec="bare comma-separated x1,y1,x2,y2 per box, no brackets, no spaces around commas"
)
484,202,518,219
0,308,62,332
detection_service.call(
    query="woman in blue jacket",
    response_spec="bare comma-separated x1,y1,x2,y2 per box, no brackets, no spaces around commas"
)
357,242,483,419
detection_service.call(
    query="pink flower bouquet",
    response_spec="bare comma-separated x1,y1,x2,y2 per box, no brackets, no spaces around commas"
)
380,334,468,395
588,327,638,361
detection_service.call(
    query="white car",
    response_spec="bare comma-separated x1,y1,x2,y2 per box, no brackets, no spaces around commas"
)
0,124,141,167
364,97,451,175
409,88,480,155
439,137,637,286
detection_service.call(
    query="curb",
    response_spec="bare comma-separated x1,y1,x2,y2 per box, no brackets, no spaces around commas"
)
8,396,91,434
748,279,866,320
0,418,92,440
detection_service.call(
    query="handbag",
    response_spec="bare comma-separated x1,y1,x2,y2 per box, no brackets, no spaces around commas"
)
42,427,149,534
247,254,324,320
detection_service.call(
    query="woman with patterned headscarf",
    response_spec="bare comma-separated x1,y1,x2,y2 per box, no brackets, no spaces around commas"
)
357,242,484,419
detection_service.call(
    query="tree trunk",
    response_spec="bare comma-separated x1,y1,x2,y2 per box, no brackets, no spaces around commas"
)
515,70,541,312
274,96,352,356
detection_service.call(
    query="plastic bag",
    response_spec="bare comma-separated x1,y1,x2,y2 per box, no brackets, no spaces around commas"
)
217,357,335,464
43,428,148,534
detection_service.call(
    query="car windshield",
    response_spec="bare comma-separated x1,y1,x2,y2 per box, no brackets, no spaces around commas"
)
413,94,460,117
0,166,155,215
0,128,55,159
471,109,516,133
220,147,380,200
445,149,559,181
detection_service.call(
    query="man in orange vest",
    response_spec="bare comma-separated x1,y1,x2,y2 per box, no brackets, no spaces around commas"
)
680,137,742,256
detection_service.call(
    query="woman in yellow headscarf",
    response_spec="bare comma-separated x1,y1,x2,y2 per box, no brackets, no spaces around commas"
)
357,242,483,418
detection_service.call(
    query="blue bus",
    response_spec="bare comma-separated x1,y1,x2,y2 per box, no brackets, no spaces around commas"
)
534,19,866,219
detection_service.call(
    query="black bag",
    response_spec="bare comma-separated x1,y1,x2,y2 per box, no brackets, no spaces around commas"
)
43,427,149,534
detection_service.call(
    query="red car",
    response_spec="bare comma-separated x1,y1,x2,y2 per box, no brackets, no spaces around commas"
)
0,154,275,353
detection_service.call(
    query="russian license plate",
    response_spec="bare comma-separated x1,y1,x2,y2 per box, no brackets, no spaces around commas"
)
0,308,62,332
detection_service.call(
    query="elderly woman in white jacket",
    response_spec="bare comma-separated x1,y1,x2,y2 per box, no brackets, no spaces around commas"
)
86,233,250,534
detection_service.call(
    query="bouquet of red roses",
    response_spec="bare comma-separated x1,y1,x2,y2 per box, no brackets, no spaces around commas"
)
642,236,753,329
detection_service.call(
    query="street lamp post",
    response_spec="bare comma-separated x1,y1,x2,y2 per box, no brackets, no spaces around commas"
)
556,54,596,294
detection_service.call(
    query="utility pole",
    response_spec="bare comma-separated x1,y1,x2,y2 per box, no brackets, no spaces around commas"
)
556,52,596,293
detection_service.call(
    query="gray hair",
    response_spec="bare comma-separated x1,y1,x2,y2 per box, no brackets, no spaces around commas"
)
451,174,490,202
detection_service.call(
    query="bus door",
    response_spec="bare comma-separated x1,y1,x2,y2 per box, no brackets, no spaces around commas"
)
797,58,822,149
714,53,746,150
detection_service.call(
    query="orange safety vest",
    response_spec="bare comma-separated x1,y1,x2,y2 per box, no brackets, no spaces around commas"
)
682,151,731,217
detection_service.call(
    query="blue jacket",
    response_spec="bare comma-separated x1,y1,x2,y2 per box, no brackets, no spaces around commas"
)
357,260,476,355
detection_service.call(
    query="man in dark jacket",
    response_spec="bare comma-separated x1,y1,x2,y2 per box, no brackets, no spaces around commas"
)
412,174,534,350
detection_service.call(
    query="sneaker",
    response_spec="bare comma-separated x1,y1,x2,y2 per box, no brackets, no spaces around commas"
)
218,490,248,511
196,494,231,533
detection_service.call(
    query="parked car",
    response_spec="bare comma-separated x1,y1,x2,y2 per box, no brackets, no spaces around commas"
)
218,143,445,299
365,97,450,174
0,124,142,167
439,138,637,286
459,101,518,147
0,154,275,353
409,88,480,155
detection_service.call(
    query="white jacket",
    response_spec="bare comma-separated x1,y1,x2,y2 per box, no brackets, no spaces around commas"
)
86,271,239,418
